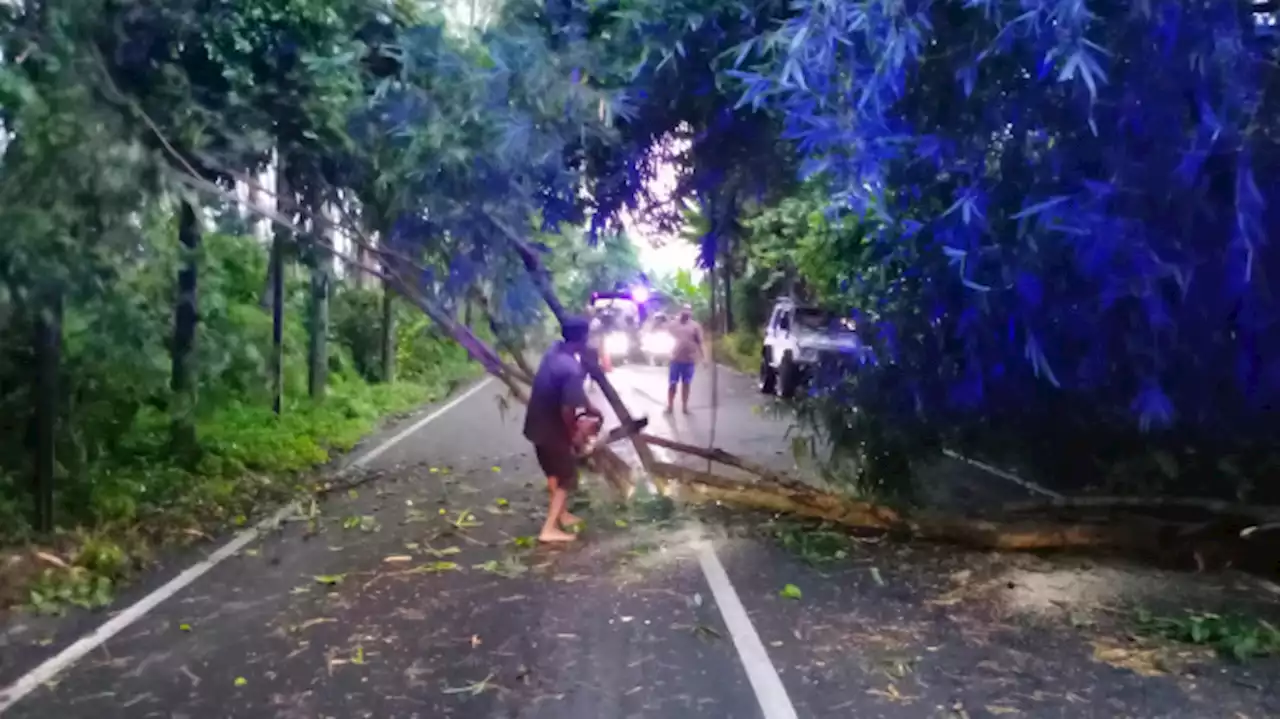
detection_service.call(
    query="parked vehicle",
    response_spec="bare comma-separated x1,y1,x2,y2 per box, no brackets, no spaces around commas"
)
759,297,863,398
589,283,672,365
639,312,675,365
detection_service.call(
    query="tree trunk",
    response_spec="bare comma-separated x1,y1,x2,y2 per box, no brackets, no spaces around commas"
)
271,158,291,414
722,232,735,334
708,254,719,335
170,200,201,451
31,288,62,533
380,280,395,383
354,242,369,291
306,191,330,400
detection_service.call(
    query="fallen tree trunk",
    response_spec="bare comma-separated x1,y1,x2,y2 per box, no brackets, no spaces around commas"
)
638,433,810,491
651,461,1168,553
652,461,901,529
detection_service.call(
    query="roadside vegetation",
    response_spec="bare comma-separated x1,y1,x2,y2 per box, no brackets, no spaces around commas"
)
0,226,479,612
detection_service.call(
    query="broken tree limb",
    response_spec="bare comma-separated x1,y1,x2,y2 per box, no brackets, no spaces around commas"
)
651,461,902,529
637,433,810,490
652,461,1171,554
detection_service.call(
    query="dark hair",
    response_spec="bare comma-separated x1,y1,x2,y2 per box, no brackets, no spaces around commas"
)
561,316,590,343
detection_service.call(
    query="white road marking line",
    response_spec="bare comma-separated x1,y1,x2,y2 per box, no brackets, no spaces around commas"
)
646,443,798,719
941,448,1060,498
0,376,494,714
345,377,494,470
694,541,799,719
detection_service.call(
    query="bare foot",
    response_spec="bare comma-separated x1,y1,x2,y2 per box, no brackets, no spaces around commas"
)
559,511,584,528
664,406,674,414
539,527,577,543
682,406,691,415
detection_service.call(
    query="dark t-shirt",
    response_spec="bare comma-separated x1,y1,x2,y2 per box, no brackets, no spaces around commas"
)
523,343,588,448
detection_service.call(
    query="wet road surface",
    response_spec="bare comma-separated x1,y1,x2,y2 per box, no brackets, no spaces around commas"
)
2,364,1277,718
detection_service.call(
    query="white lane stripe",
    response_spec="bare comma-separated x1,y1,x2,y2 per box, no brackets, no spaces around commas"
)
0,376,494,714
346,377,494,470
694,542,799,719
647,443,798,719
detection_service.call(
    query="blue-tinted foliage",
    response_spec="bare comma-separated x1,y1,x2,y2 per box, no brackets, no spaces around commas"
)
737,0,1280,435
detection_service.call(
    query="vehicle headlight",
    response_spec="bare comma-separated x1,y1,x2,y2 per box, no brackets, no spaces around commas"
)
604,332,631,356
641,332,674,354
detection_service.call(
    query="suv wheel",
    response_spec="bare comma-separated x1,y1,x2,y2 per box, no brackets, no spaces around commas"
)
778,353,800,399
759,352,777,395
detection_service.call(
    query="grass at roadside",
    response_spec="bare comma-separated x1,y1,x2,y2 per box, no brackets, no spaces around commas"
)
713,330,761,375
1,366,482,616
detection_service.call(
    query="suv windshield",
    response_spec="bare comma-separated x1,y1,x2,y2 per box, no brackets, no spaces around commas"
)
794,308,853,332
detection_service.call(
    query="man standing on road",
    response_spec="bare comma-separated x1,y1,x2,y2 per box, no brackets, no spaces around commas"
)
524,317,603,543
666,304,704,415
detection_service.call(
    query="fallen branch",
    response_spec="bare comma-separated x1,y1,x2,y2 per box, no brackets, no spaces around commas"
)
652,463,1165,554
637,433,810,490
652,461,901,530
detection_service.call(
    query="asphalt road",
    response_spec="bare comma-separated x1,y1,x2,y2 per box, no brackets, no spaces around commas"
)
1,364,1276,718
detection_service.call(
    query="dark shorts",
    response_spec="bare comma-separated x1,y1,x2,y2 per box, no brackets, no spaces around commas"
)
535,443,579,491
669,361,696,387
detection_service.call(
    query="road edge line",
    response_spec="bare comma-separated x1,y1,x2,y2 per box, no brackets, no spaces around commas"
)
940,448,1060,498
346,376,494,470
0,376,494,713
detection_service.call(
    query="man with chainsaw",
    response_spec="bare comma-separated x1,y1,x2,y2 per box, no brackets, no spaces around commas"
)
524,316,604,543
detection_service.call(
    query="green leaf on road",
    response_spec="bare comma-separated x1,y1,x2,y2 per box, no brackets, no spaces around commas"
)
314,574,346,586
412,561,459,573
474,557,528,578
780,583,803,600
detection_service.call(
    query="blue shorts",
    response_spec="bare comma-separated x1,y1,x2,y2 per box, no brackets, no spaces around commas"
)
668,361,696,387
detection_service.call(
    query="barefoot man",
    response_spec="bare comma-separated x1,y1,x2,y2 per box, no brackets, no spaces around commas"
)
666,304,704,414
524,316,603,543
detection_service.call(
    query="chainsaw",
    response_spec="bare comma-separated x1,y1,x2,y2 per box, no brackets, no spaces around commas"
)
573,414,649,458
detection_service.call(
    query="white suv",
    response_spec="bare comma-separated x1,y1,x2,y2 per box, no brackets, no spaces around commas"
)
760,298,864,398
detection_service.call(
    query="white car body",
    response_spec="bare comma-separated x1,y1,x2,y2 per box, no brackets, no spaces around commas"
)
760,298,862,397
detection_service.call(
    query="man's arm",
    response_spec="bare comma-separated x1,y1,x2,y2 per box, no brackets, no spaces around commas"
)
559,367,601,438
